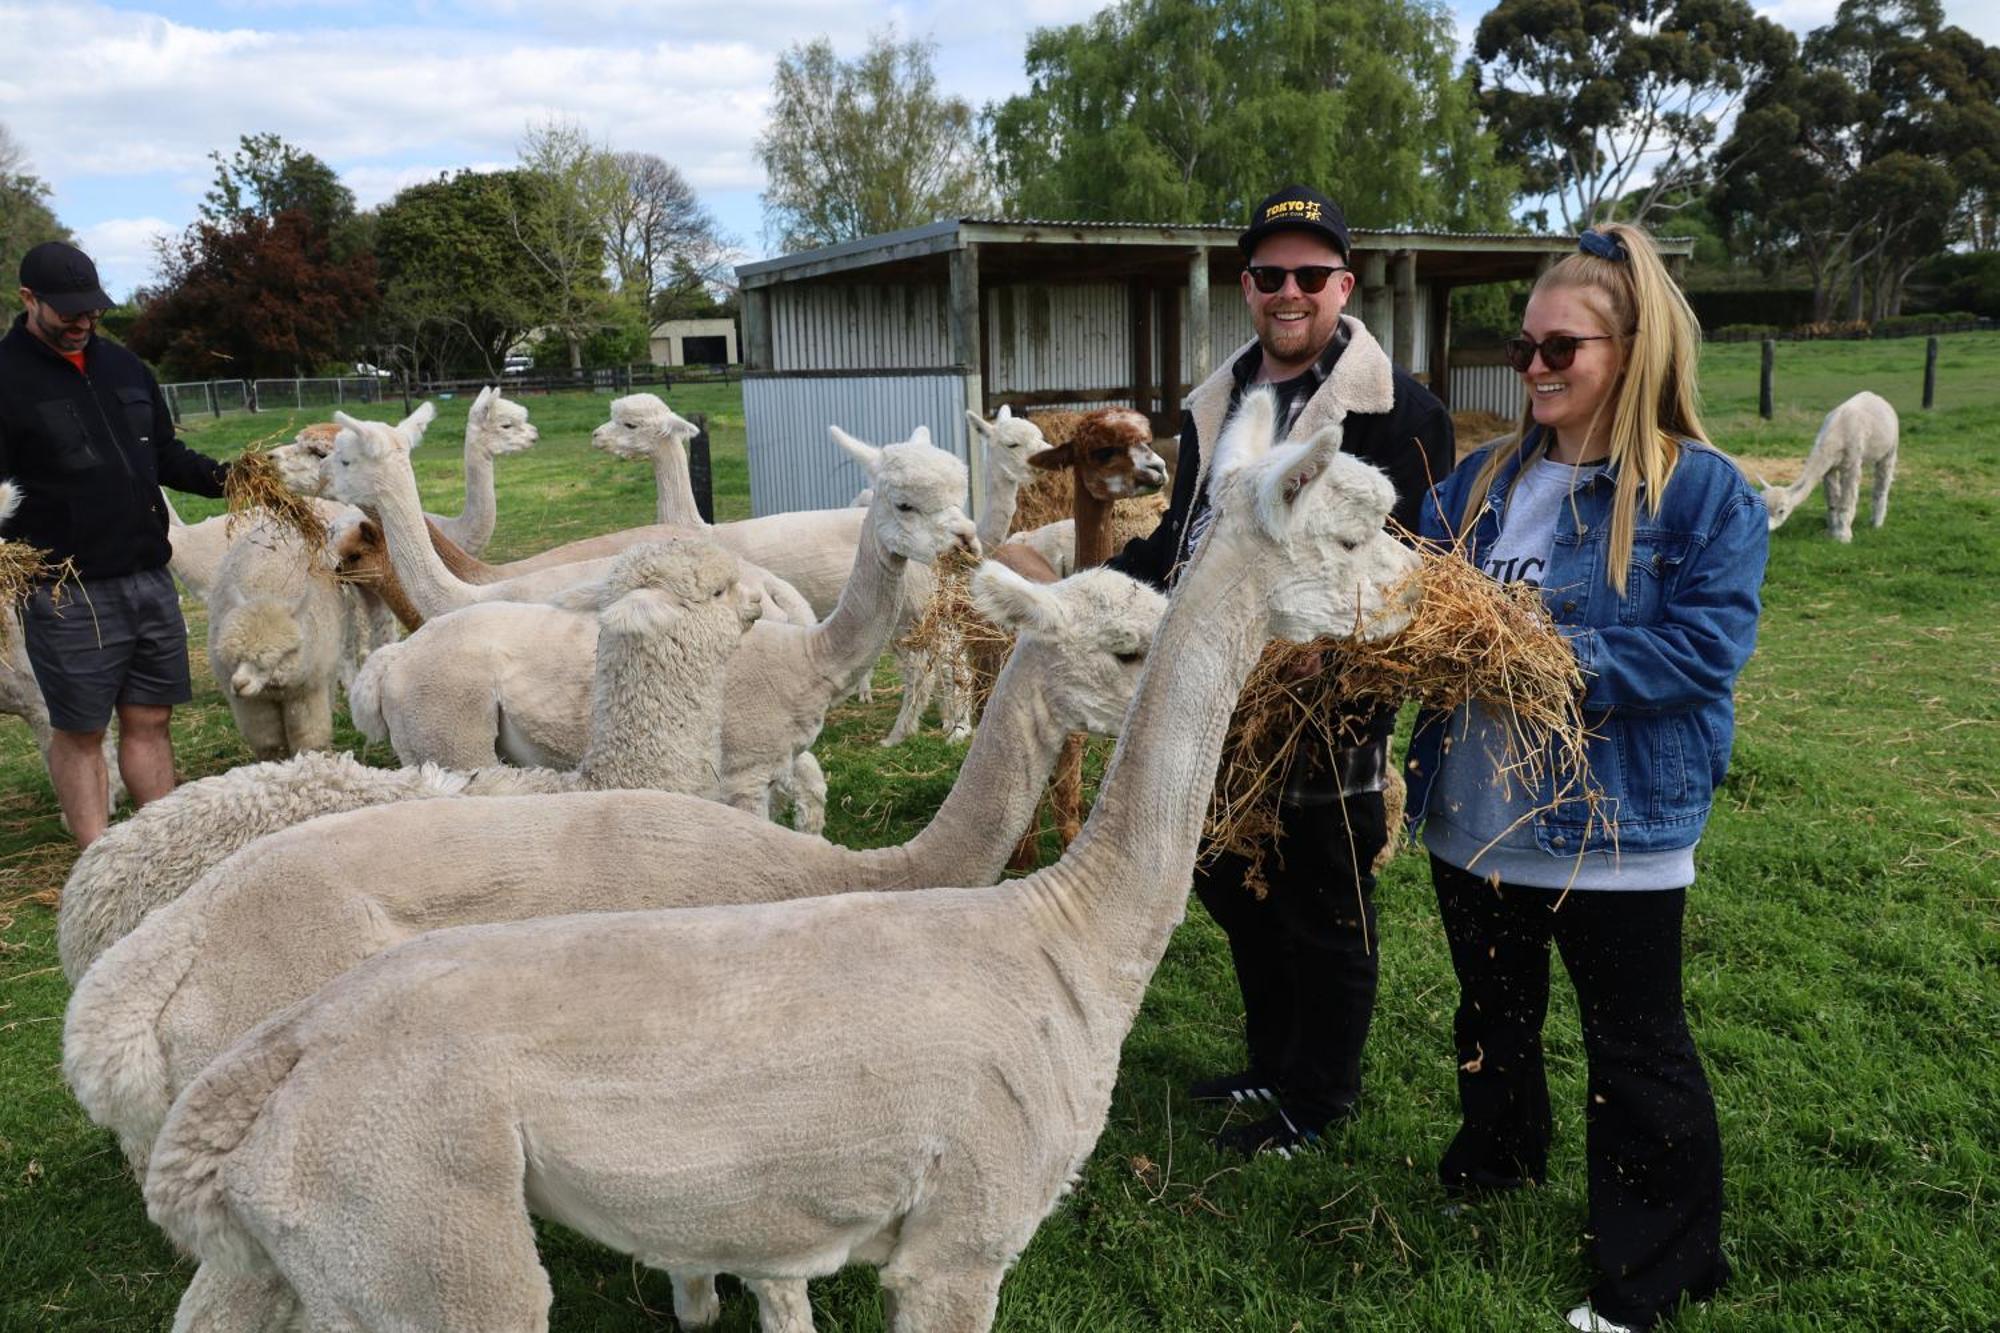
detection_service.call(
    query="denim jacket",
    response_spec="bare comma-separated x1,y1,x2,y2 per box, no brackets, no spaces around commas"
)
1404,431,1768,857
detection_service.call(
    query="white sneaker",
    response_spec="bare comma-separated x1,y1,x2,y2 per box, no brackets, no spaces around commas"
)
1565,1305,1638,1333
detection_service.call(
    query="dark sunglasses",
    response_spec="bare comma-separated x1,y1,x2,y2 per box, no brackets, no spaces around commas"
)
1503,332,1614,373
1245,264,1348,295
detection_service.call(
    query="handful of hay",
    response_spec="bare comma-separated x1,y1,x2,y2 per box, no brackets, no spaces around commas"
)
0,541,71,643
1204,531,1607,892
897,545,1014,716
223,429,333,568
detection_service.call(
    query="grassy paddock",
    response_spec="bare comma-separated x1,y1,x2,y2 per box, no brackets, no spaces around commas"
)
1,341,1996,1328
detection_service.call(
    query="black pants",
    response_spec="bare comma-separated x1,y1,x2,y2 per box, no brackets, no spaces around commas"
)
1432,856,1728,1328
1192,790,1387,1122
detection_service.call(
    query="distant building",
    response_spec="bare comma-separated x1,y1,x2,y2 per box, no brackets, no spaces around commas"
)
734,217,1692,517
649,318,738,368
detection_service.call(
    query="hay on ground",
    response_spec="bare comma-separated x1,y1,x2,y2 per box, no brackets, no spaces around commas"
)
1204,529,1606,895
1451,410,1516,461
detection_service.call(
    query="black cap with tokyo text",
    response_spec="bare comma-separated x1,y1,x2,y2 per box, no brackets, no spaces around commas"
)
19,241,115,316
1238,185,1351,260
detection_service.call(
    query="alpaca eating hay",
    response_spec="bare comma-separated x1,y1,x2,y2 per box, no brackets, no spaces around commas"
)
1758,390,1899,542
204,517,350,761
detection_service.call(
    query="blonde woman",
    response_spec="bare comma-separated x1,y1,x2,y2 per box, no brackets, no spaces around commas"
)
1404,224,1767,1331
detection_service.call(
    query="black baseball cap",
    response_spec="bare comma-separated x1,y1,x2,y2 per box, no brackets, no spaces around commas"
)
19,241,114,316
1238,185,1351,260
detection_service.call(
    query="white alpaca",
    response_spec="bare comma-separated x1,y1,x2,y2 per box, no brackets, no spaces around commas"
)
590,392,965,745
204,518,349,761
323,412,816,630
161,491,353,603
0,486,123,820
351,426,977,828
56,537,757,984
131,388,1418,1333
64,558,1165,1330
1759,390,1900,542
268,393,533,556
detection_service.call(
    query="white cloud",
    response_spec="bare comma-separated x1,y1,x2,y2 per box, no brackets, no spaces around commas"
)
73,216,176,298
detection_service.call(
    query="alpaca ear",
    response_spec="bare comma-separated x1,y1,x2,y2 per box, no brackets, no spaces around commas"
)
469,385,492,423
830,426,883,477
0,481,21,530
1029,441,1075,472
1254,424,1346,536
599,588,684,638
398,400,437,449
664,408,699,442
972,561,1065,635
1212,387,1278,481
997,403,1013,422
909,425,932,446
1754,471,1773,489
964,409,992,440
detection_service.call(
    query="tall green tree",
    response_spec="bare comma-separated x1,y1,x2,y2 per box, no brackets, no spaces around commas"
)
985,0,1515,230
1,123,71,318
602,151,730,323
370,170,550,379
1710,0,2000,317
201,132,356,235
512,120,622,373
1473,0,1793,229
758,31,990,251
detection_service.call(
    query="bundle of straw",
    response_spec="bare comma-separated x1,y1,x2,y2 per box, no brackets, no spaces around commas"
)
1203,530,1606,893
896,545,1013,717
223,433,333,567
0,542,70,644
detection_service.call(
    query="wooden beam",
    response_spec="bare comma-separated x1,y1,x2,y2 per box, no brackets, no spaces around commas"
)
1187,249,1212,385
1392,250,1418,370
1360,252,1390,354
741,287,774,371
950,243,985,509
1428,281,1453,410
1129,278,1154,417
1159,282,1183,417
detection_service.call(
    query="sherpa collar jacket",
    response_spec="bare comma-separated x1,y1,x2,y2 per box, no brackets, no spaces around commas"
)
0,315,229,579
1107,315,1457,750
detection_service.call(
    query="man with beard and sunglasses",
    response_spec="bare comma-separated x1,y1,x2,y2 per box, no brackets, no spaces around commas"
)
1109,184,1455,1157
0,241,231,846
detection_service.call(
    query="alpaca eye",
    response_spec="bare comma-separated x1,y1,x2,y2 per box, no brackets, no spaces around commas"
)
896,503,915,513
1115,649,1143,664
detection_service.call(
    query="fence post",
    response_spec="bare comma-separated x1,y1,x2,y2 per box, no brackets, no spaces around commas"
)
1923,336,1938,410
209,382,220,419
401,372,412,418
688,412,715,524
1759,339,1775,420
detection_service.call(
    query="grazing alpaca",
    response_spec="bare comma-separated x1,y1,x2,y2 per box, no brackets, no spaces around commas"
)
269,392,534,556
204,519,348,761
1758,390,1899,542
57,537,755,986
67,560,1164,1331
350,427,975,827
134,388,1417,1333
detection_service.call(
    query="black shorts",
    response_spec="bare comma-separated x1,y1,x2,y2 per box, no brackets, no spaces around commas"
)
22,567,193,733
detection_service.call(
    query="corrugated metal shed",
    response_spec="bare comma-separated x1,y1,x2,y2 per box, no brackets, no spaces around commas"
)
744,373,970,517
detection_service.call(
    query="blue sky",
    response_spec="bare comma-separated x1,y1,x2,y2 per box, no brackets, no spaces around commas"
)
4,0,1996,300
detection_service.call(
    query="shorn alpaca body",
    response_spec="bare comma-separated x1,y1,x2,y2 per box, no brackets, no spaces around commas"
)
68,561,1164,1331
349,426,975,825
57,539,754,984
138,388,1418,1332
594,392,969,746
204,517,350,760
1759,390,1899,542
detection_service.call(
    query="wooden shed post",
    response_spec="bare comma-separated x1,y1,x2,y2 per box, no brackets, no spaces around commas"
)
949,241,986,518
1428,281,1454,409
1188,248,1212,387
742,287,774,372
1360,251,1391,356
1392,251,1418,371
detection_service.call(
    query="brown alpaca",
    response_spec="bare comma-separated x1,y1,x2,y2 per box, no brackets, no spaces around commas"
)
1004,408,1168,870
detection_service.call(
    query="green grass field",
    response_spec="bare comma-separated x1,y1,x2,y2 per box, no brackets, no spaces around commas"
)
1,340,1994,1329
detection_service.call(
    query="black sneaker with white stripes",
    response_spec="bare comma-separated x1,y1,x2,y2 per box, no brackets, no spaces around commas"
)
1213,1106,1323,1160
1186,1069,1279,1106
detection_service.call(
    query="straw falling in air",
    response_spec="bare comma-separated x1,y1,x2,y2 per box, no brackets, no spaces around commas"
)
224,430,333,568
1203,522,1609,896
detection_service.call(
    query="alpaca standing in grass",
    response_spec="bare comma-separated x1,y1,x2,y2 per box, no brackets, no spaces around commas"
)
267,391,533,556
135,389,1417,1333
204,518,348,761
1759,390,1900,542
67,559,1164,1331
56,539,755,985
350,426,975,826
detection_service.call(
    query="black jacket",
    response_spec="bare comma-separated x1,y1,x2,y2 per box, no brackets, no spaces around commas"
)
0,315,229,578
1109,323,1455,754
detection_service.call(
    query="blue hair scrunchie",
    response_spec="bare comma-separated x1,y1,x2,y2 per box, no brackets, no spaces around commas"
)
1578,229,1630,262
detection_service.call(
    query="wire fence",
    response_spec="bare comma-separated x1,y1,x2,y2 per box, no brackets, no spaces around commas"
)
158,364,739,422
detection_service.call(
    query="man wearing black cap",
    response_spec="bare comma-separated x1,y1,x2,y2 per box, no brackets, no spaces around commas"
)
1110,185,1455,1156
1,240,230,845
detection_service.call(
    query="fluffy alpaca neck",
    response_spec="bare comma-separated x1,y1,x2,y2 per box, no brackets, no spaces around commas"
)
976,465,1026,550
806,510,907,682
1072,479,1115,569
1789,418,1848,500
578,619,728,798
450,438,499,552
1023,524,1274,1020
893,636,1081,884
367,463,477,617
649,439,706,529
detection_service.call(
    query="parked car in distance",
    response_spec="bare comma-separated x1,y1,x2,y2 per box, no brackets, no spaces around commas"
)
354,362,393,378
503,355,532,376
